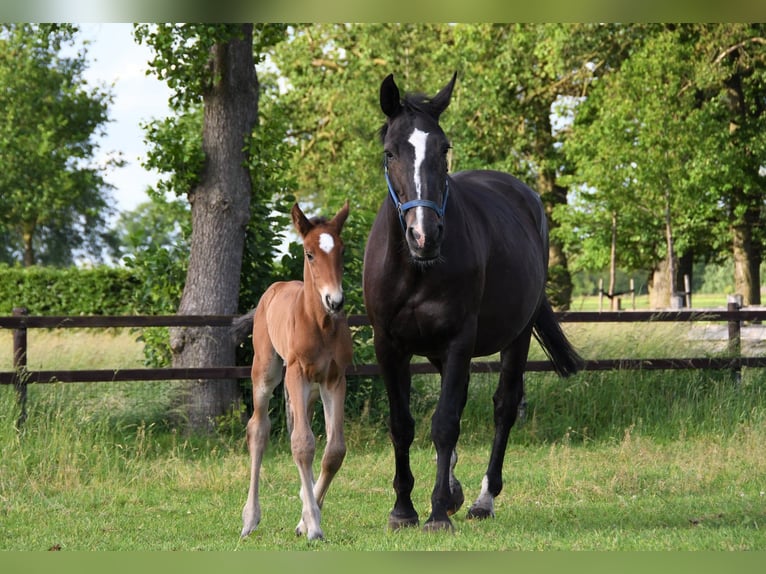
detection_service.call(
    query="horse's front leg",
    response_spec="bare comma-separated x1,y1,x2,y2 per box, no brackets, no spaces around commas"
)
424,342,472,532
313,374,347,509
376,338,418,530
284,364,323,540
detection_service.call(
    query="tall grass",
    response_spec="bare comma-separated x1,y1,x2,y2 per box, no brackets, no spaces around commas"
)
1,318,765,549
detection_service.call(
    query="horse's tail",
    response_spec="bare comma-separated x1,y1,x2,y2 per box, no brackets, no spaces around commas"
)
532,296,585,378
230,308,256,347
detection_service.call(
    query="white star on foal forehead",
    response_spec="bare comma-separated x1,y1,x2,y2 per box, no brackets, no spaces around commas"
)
318,232,335,254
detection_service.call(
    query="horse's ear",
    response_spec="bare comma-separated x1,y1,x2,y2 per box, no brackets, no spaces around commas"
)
291,203,313,238
331,200,350,231
430,71,457,118
380,73,402,118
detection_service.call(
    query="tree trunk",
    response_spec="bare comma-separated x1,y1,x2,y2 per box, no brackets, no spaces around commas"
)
663,190,677,300
22,223,35,267
538,175,573,311
648,258,672,309
169,25,258,434
609,211,617,310
732,218,761,306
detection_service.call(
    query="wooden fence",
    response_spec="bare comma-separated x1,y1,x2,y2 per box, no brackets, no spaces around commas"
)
3,299,766,389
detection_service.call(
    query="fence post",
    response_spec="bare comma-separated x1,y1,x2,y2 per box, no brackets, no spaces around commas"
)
630,278,636,310
12,306,28,428
727,294,743,385
684,274,692,308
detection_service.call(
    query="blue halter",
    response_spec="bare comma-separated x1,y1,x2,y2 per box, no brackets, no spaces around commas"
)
385,164,449,231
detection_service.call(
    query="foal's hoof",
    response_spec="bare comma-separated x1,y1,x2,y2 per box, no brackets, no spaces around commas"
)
388,511,420,531
466,504,495,520
422,518,454,533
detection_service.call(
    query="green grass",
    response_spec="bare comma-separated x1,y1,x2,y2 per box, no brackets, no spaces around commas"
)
1,315,765,550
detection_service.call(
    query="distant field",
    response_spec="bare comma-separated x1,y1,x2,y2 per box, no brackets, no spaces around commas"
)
0,328,145,371
568,293,735,311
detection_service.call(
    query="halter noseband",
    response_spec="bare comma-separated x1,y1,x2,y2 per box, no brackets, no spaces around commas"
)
385,163,450,231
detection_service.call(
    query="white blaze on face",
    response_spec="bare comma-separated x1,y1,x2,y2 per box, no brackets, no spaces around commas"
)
319,232,335,254
316,231,343,313
408,128,429,246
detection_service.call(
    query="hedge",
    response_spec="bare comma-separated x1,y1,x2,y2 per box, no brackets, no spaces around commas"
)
0,266,145,316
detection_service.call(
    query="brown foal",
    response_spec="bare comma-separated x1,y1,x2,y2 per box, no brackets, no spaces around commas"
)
240,201,352,541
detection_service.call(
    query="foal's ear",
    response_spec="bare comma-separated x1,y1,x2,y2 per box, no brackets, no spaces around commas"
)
380,73,402,118
331,200,350,231
291,203,313,238
430,71,457,118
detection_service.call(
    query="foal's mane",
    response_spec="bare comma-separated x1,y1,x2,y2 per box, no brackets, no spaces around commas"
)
378,92,438,142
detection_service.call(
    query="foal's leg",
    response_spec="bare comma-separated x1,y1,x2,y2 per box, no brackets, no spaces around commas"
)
313,375,347,508
241,348,283,538
467,329,531,520
284,364,323,540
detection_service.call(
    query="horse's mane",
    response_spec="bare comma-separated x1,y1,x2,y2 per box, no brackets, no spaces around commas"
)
378,92,437,143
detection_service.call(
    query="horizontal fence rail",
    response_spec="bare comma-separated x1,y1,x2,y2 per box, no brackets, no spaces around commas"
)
2,305,766,386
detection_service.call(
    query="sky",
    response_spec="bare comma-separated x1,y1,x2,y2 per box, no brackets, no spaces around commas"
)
76,23,173,215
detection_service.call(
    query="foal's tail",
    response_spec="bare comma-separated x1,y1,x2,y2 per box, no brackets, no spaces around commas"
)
532,297,585,377
230,308,256,347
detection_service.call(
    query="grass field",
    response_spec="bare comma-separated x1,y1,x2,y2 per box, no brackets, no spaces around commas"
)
1,306,765,551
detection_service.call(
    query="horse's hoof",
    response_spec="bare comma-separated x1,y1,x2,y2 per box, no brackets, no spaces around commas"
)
388,512,419,530
422,518,454,533
240,527,254,539
466,504,495,520
447,483,465,516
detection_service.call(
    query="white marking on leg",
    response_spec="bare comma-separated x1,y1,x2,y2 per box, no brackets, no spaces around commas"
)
473,475,495,516
318,233,334,254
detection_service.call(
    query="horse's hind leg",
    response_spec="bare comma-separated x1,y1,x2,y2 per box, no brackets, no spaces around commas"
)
285,365,323,540
467,329,531,520
241,347,283,538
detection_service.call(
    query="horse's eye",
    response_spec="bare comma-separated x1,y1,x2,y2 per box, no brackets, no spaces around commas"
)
306,251,314,262
384,150,395,161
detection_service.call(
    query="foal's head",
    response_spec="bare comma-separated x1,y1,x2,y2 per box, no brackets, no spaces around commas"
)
292,201,350,315
379,72,456,264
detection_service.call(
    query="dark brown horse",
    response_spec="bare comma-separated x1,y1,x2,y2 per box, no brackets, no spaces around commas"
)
363,73,583,532
241,202,352,541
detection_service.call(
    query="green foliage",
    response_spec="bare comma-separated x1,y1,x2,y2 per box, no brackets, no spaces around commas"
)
0,265,142,315
560,24,766,290
0,24,122,267
140,108,205,199
134,24,286,111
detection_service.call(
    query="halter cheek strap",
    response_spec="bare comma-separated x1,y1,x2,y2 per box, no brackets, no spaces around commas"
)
385,164,450,231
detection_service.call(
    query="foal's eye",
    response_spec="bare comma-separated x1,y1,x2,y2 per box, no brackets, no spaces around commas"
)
306,251,314,262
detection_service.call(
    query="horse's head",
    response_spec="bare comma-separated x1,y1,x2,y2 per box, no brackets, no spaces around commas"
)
379,72,456,264
292,201,350,315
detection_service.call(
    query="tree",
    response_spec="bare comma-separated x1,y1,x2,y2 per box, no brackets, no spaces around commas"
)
135,23,286,433
0,23,121,267
562,27,713,307
691,24,766,305
560,24,766,307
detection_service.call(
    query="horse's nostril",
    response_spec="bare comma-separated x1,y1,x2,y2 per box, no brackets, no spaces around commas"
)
325,293,344,312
